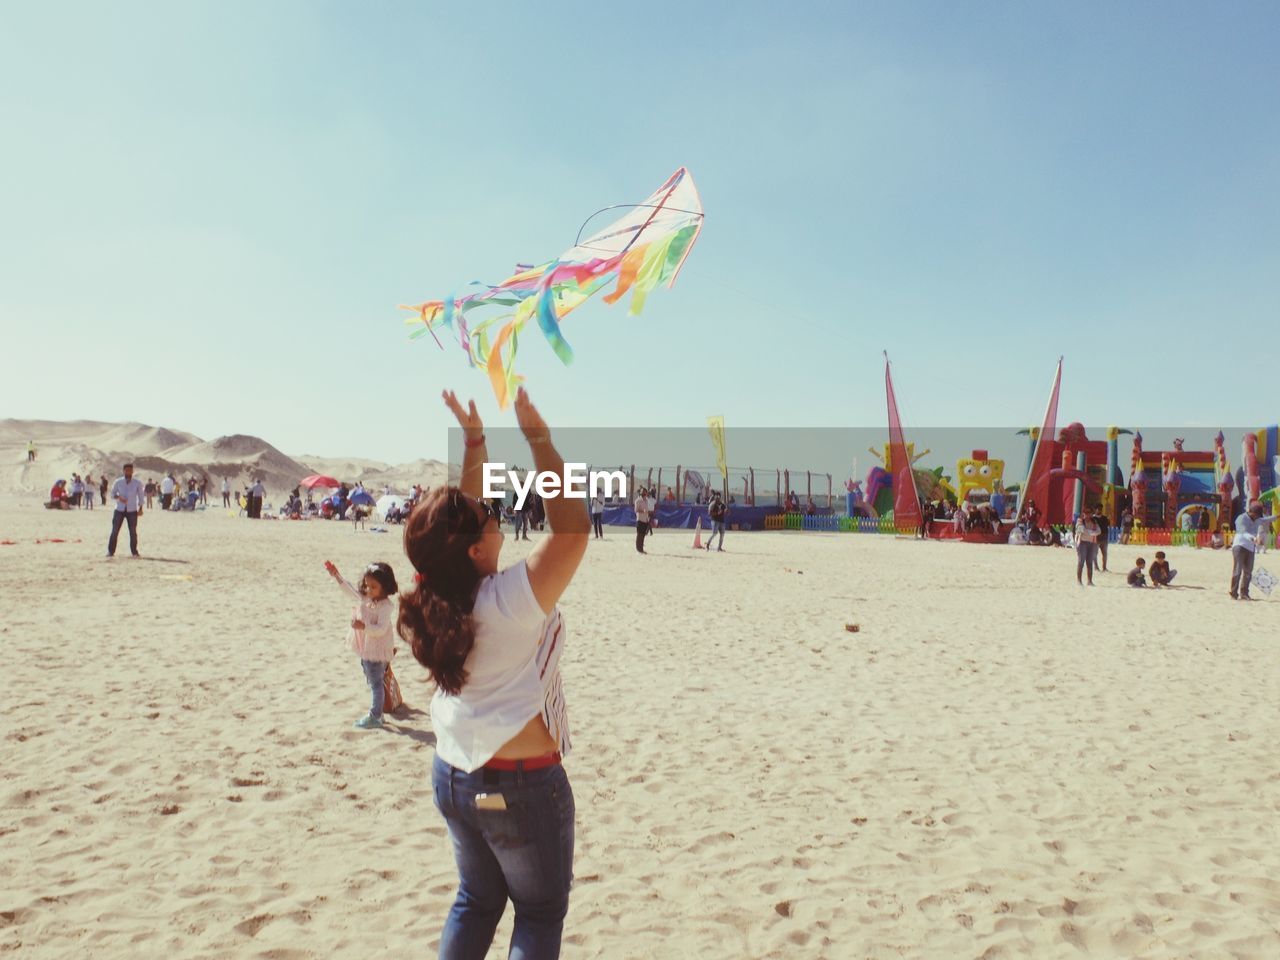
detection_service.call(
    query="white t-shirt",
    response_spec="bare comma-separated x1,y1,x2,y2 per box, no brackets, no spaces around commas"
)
160,476,175,495
634,496,650,522
432,561,569,773
590,496,604,515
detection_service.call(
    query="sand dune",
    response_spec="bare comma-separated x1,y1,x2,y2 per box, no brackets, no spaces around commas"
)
1,497,1277,958
292,455,449,495
0,420,446,498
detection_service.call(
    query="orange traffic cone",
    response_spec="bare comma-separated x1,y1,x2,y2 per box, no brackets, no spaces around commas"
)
691,516,704,550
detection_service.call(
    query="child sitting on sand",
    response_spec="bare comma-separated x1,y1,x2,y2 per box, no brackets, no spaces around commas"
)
324,560,399,728
1149,551,1177,587
1128,557,1147,588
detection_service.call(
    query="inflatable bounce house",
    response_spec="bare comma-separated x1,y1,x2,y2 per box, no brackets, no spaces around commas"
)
956,450,1004,509
1023,422,1109,526
1129,433,1222,530
863,442,924,517
859,444,954,518
1237,425,1280,516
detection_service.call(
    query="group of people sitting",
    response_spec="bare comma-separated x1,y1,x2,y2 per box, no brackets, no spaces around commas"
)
275,482,432,525
382,484,429,524
920,499,1004,537
1127,553,1177,588
46,474,104,510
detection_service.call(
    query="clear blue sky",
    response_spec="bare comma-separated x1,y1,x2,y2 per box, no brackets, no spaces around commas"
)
2,2,1277,463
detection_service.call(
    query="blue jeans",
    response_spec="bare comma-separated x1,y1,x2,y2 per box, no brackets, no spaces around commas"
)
1075,541,1097,581
432,753,575,959
360,659,386,719
708,520,725,549
107,510,138,556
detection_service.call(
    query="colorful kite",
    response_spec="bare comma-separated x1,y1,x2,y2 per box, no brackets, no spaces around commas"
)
401,167,704,407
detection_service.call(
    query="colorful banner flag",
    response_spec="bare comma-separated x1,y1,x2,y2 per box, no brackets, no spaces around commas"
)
707,416,727,481
1019,357,1063,525
884,355,922,532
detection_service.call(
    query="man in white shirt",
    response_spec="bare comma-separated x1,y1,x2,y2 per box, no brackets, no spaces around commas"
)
159,473,176,510
107,463,145,558
221,476,231,508
1231,501,1277,600
634,487,651,554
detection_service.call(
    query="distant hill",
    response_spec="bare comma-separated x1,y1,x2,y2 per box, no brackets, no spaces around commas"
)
0,419,448,497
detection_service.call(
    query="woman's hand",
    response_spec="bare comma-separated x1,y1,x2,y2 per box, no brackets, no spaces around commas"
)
442,390,484,441
352,619,365,630
514,387,551,445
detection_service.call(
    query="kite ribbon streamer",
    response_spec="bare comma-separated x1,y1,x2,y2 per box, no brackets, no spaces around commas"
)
402,167,703,407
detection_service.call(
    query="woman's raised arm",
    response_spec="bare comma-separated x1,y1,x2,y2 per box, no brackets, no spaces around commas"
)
515,388,589,614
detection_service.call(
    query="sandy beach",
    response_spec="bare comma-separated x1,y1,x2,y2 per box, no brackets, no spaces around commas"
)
2,495,1278,959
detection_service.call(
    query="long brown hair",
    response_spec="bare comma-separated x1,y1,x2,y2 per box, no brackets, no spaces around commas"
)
397,487,487,695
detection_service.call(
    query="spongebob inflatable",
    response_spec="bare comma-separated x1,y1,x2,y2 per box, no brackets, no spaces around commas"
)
956,449,1004,504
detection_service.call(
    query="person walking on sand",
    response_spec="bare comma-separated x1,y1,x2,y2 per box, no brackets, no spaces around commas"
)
590,493,604,539
706,492,728,552
1093,505,1110,572
1230,501,1277,600
221,476,231,508
160,473,175,510
634,486,651,553
1196,506,1211,549
1074,511,1100,586
1119,507,1134,544
99,474,107,507
515,486,532,541
27,440,36,462
106,463,145,558
397,387,588,958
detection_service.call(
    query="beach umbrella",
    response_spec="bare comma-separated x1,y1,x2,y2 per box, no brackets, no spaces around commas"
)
349,490,376,507
300,474,341,490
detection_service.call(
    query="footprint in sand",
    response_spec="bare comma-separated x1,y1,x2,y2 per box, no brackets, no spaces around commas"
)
233,913,274,937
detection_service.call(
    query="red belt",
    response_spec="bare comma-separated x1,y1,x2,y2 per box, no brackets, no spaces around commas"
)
483,752,561,772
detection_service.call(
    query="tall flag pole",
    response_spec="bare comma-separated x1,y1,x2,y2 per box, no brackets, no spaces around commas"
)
884,353,922,533
1017,357,1063,524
